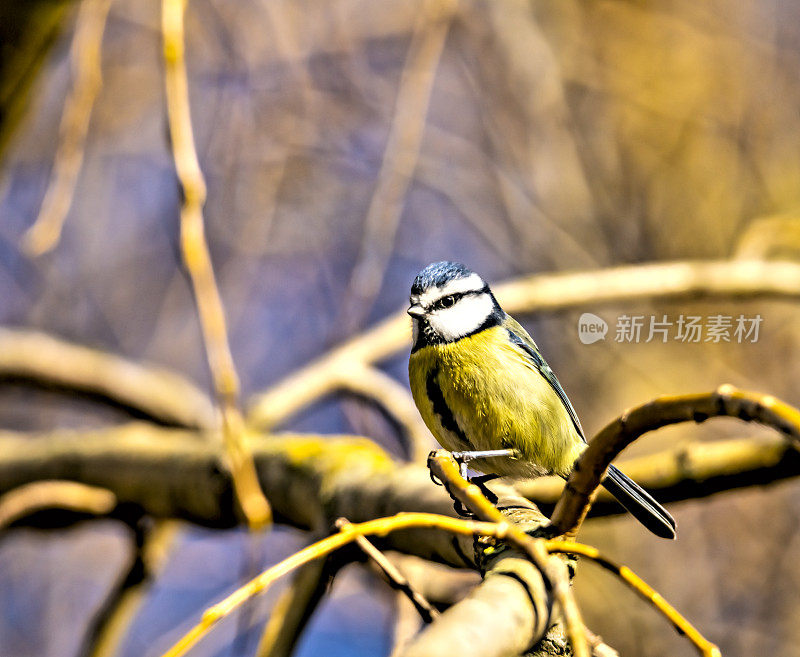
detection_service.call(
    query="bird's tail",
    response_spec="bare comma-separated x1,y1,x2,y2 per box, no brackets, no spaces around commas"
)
601,465,676,539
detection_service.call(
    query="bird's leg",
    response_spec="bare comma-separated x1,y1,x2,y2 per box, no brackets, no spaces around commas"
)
450,449,517,480
449,474,500,517
468,473,500,506
429,449,517,517
449,449,518,509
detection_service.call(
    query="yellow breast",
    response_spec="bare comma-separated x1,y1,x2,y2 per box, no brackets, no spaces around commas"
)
408,326,584,478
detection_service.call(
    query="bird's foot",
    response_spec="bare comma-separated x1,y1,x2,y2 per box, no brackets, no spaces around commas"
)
467,473,500,506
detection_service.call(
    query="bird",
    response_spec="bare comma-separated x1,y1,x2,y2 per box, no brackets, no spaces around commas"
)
407,261,676,539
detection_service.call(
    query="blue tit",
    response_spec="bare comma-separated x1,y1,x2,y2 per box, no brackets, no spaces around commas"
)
407,261,676,539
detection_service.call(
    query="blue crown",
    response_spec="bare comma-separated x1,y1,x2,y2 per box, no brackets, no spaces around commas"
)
411,261,473,295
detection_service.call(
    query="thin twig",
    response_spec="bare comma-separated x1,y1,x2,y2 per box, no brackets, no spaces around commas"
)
336,517,439,623
546,541,720,657
583,627,619,657
550,385,800,538
156,513,504,657
161,0,269,528
22,0,112,256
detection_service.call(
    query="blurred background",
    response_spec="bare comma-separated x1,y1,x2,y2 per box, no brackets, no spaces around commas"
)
2,0,800,655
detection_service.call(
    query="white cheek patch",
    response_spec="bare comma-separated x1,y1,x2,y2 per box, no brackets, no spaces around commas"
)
418,272,485,308
428,293,494,342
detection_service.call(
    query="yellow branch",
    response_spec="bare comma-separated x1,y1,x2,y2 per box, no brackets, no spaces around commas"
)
161,0,269,528
0,480,116,529
157,510,717,657
547,541,721,657
158,513,501,657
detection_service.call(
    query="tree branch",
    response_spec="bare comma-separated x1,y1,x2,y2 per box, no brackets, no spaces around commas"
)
0,328,216,429
158,514,511,657
0,480,116,530
337,517,439,623
81,520,180,657
424,451,588,657
550,385,800,538
0,424,477,566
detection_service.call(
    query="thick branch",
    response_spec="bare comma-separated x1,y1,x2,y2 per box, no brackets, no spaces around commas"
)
0,424,477,567
399,550,550,657
550,385,800,537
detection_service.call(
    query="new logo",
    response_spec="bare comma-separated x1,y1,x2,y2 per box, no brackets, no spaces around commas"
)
578,313,607,344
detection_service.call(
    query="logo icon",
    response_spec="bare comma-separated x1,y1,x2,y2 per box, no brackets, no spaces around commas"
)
578,313,607,344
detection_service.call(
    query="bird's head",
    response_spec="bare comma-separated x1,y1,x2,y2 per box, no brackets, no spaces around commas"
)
408,261,504,349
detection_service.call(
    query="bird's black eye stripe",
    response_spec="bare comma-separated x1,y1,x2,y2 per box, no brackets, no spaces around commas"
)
432,293,461,310
426,287,487,311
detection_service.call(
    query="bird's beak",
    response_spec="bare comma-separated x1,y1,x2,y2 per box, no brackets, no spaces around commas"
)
407,304,425,318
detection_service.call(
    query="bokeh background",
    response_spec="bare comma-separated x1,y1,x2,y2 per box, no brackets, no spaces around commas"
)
2,0,800,655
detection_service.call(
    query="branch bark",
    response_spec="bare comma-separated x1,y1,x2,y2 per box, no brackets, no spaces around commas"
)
421,451,588,657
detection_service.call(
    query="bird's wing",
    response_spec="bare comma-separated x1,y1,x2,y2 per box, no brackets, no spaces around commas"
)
503,315,586,441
